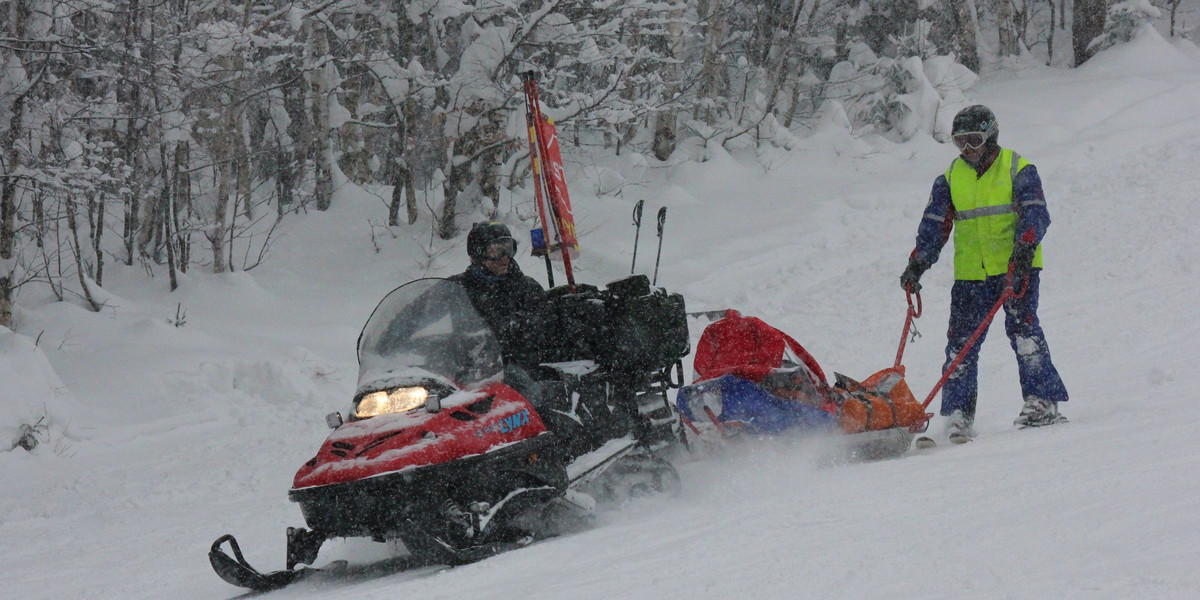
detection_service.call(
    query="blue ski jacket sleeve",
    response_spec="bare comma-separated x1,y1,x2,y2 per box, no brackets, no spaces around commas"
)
912,163,1052,267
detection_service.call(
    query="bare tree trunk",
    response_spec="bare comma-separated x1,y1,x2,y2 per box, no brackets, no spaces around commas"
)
403,102,418,224
0,191,11,324
158,143,178,291
210,135,231,274
439,184,460,240
1073,0,1107,66
1048,0,1056,64
695,0,729,124
439,138,467,240
653,0,686,161
278,56,305,213
173,140,191,274
389,168,405,227
64,196,102,312
762,0,805,120
951,0,980,72
0,273,10,329
120,0,143,268
0,45,27,331
479,117,502,218
998,0,1019,57
309,23,333,211
388,97,417,226
276,145,293,217
93,187,105,287
121,138,141,270
236,123,252,220
783,0,824,129
137,3,167,265
393,15,419,226
1,105,21,263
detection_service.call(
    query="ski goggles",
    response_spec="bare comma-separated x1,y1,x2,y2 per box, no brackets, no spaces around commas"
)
952,131,989,150
483,239,516,261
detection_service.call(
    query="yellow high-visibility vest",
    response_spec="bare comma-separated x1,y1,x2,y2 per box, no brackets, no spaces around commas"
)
945,148,1044,280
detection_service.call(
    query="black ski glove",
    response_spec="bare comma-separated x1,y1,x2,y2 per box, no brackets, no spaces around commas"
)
1010,240,1036,289
900,256,929,293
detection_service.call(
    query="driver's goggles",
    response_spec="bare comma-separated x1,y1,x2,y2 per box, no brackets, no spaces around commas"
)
484,240,515,261
952,131,988,150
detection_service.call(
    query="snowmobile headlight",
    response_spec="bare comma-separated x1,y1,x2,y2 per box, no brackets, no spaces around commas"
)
354,387,429,419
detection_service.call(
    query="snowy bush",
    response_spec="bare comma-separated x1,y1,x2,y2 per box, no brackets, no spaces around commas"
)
1089,0,1163,54
0,328,75,454
816,14,976,144
825,50,974,143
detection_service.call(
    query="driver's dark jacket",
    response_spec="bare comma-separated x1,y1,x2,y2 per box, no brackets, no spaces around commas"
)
450,262,549,370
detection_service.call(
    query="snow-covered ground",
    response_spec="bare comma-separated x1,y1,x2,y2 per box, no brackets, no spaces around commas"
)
4,27,1200,600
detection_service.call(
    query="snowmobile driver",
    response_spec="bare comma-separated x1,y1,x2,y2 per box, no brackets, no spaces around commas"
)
451,221,612,457
451,221,550,376
899,105,1069,441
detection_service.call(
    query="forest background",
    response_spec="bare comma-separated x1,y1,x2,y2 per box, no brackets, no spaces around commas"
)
0,0,1194,333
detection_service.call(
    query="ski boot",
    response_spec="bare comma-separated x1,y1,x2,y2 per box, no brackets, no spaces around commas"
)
1014,397,1068,428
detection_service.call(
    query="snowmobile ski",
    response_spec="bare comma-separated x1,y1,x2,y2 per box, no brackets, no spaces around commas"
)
209,534,313,592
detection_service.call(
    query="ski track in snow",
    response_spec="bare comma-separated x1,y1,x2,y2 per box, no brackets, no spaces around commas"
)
3,30,1200,600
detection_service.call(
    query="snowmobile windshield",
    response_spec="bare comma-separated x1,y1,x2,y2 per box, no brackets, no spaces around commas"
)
356,279,505,394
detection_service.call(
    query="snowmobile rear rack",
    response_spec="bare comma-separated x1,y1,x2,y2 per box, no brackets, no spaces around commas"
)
209,534,310,592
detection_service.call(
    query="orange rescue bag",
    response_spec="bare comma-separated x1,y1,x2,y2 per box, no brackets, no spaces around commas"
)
831,368,926,434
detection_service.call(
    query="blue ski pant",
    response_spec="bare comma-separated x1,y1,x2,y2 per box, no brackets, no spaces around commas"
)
940,270,1069,417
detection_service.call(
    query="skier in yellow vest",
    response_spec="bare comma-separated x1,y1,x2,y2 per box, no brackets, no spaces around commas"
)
899,105,1069,443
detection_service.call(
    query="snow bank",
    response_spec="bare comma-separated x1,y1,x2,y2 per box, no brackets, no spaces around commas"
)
0,327,76,453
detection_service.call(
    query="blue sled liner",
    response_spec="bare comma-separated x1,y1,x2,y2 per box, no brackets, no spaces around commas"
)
677,375,836,435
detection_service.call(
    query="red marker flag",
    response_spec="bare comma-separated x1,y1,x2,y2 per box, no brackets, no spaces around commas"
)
534,114,580,259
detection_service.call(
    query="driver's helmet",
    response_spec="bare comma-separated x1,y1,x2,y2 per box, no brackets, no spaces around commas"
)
467,221,518,264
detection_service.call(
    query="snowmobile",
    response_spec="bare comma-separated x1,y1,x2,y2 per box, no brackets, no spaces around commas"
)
676,310,927,460
210,275,689,591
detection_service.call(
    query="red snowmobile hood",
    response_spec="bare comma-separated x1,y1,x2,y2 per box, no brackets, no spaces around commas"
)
291,382,548,490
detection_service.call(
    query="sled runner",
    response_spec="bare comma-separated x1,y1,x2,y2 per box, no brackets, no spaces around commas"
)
210,276,689,591
676,310,924,459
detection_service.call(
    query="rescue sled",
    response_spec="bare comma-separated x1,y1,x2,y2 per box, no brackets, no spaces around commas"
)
676,310,927,460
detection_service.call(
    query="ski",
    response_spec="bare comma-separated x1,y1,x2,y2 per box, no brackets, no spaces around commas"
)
914,433,972,449
209,534,314,592
1016,414,1069,429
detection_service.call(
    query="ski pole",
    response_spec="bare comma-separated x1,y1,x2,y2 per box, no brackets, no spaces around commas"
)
652,206,667,285
631,199,645,275
522,72,555,287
